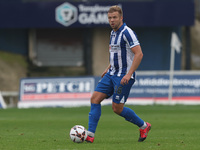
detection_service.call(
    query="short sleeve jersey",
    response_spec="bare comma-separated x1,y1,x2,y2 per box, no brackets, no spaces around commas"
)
108,23,140,78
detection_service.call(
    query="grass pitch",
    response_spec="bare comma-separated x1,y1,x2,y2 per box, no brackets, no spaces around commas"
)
0,105,200,150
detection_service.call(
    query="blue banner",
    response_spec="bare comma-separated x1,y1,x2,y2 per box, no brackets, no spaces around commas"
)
0,1,194,28
130,74,200,99
20,77,94,101
19,72,200,108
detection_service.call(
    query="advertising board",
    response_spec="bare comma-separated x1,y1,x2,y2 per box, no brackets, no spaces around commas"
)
18,72,200,108
0,1,194,28
130,74,200,100
18,77,94,108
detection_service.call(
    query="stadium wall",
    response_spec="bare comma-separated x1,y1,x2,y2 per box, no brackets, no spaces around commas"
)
0,29,28,55
92,28,110,76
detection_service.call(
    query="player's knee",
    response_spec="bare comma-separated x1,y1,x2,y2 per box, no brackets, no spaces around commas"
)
112,105,123,115
90,91,107,104
90,95,100,104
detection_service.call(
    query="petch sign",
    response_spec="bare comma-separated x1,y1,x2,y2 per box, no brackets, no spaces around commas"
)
20,77,94,101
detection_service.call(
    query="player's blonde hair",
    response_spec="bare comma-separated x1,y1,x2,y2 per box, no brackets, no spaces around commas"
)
108,5,123,17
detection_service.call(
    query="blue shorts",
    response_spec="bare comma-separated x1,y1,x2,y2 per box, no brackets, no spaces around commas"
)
95,73,135,104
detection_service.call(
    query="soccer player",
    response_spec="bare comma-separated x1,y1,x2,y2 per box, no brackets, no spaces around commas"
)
86,5,151,143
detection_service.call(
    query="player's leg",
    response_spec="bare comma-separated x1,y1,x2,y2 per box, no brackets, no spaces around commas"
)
87,91,107,139
112,98,151,142
112,77,145,127
112,102,145,129
119,103,151,142
86,73,113,143
112,76,151,142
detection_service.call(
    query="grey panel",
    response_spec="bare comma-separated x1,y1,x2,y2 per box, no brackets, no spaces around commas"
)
34,29,84,67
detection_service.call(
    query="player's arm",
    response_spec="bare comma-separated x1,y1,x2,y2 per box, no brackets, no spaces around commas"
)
101,64,111,78
120,45,143,85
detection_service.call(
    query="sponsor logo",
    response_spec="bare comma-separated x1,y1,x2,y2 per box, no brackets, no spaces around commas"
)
20,78,94,101
115,95,119,100
23,81,92,93
120,96,125,103
21,78,94,93
55,3,116,26
55,2,78,27
109,44,120,52
111,45,120,49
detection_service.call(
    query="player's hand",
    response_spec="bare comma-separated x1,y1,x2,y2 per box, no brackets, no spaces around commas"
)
120,74,131,85
101,71,107,78
101,65,111,78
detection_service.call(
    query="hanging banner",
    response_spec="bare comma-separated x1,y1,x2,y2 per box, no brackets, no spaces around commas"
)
0,1,194,28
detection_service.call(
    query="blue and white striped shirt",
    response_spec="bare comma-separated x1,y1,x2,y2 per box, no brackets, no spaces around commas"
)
108,23,140,78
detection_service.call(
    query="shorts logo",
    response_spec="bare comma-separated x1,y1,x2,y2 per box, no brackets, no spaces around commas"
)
115,95,120,100
55,2,78,27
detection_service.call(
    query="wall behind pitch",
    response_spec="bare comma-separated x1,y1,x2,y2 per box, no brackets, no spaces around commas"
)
92,26,182,74
0,29,28,55
0,26,181,73
134,27,181,70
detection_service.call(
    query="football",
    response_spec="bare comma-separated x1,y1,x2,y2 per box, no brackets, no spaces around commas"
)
69,125,88,143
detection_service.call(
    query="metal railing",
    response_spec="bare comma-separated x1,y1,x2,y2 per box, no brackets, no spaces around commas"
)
0,91,18,108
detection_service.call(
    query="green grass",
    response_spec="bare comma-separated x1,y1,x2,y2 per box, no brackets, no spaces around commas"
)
0,51,27,67
0,105,200,150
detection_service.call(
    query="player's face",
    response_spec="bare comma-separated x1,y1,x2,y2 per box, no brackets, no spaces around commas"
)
108,12,123,31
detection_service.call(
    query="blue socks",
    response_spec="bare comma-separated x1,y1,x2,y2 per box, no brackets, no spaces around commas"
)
88,103,101,133
88,104,144,134
120,107,144,127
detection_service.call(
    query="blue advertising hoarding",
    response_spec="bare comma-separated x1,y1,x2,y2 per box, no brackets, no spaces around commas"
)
130,74,200,99
0,1,194,28
20,77,94,101
18,72,200,108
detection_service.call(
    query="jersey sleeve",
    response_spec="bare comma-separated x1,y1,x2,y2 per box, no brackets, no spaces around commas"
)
123,28,140,48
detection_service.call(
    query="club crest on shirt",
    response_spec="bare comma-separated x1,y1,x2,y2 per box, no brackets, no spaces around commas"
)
129,41,134,46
